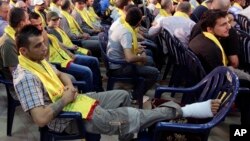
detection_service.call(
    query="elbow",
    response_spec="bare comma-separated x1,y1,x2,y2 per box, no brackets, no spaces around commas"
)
33,118,50,127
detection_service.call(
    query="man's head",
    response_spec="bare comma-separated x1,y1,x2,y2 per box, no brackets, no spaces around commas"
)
161,0,173,11
61,0,71,11
73,0,86,10
33,0,46,11
46,11,60,28
234,0,246,7
29,12,43,31
52,0,62,6
23,0,31,7
0,1,10,20
115,0,129,10
201,10,231,37
15,1,28,12
16,25,47,62
211,0,231,11
176,1,192,15
8,8,30,30
86,0,94,6
125,6,142,28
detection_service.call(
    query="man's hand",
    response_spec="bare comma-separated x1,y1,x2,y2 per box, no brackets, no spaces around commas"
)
72,45,78,50
82,33,90,40
61,86,78,105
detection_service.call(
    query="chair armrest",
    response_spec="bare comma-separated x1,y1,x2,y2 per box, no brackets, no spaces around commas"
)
155,122,211,134
155,85,201,98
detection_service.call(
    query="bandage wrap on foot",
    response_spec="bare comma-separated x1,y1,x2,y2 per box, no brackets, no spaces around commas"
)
181,100,214,118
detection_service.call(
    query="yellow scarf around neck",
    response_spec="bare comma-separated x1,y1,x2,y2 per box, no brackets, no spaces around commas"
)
159,9,171,17
18,54,97,119
201,1,208,8
86,7,99,23
174,11,189,18
203,32,228,66
50,2,61,9
120,18,138,54
54,27,88,55
75,8,94,29
155,3,161,9
61,10,83,35
47,34,72,68
4,25,15,40
233,2,243,10
117,8,125,19
34,8,47,27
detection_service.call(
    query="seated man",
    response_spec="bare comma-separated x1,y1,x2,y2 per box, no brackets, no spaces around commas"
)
189,9,250,125
72,0,102,36
60,0,101,58
149,2,195,48
29,12,103,92
0,1,9,37
14,24,221,140
107,7,159,101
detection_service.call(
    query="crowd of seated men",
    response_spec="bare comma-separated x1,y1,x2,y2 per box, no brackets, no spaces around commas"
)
0,0,249,140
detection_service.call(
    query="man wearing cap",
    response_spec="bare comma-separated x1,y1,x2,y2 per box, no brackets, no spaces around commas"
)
33,0,48,27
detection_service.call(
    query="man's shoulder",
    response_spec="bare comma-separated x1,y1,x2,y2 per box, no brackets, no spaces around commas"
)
0,34,15,48
13,65,39,83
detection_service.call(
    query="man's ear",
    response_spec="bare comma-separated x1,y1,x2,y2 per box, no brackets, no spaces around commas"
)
19,47,27,55
206,26,214,34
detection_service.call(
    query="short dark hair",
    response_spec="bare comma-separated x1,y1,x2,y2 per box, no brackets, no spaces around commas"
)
8,8,26,28
61,0,71,10
72,0,86,4
16,25,43,51
29,11,40,20
52,0,60,3
115,0,129,9
125,7,142,27
201,9,228,31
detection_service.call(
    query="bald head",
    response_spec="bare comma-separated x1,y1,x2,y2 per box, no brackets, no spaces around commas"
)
176,2,191,15
211,0,231,11
161,0,173,10
15,1,27,11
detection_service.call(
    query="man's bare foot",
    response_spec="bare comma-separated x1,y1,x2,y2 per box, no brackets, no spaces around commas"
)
211,99,221,115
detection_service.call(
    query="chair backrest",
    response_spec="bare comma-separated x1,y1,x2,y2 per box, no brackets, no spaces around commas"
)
237,14,250,33
185,49,206,86
235,29,250,72
159,29,187,66
197,66,239,127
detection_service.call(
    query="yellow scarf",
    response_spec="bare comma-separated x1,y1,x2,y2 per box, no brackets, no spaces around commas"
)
54,27,88,55
174,11,189,18
159,9,171,17
201,1,208,8
4,25,15,40
120,18,138,54
10,0,15,6
47,34,72,68
86,7,99,23
18,54,98,119
75,8,94,29
34,8,47,27
203,32,228,66
117,8,125,19
50,2,61,10
155,3,161,9
233,2,243,10
61,10,83,35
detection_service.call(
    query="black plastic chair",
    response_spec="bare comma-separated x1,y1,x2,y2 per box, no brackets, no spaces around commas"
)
98,32,145,108
235,29,250,73
138,66,239,141
0,75,20,136
39,112,100,141
237,14,250,34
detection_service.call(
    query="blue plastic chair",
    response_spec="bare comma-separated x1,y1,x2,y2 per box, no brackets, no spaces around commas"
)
138,66,239,141
159,29,187,86
98,32,145,108
237,14,250,34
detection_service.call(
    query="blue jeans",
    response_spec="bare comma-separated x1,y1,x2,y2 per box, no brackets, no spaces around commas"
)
61,55,103,92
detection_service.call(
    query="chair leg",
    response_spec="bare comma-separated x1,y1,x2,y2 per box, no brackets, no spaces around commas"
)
7,102,16,136
107,78,115,90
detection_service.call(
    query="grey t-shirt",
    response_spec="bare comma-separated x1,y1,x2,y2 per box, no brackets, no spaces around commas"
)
107,19,133,69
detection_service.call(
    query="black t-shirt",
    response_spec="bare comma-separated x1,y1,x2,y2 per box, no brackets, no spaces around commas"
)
190,22,239,57
189,33,224,73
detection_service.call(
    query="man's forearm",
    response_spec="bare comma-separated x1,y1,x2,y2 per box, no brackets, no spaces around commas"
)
50,98,65,118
